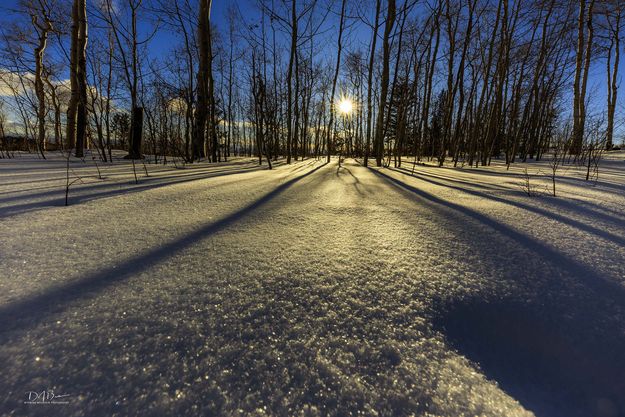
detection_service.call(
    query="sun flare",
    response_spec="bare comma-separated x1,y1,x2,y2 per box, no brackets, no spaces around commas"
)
338,97,354,115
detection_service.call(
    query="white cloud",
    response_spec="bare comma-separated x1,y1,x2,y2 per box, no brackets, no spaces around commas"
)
0,69,35,97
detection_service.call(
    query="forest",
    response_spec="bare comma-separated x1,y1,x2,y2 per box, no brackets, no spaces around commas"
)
0,0,622,168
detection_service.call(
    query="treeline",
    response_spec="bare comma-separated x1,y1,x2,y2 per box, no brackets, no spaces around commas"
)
0,0,622,167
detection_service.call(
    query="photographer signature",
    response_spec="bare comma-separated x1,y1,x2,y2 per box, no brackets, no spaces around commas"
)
24,390,70,405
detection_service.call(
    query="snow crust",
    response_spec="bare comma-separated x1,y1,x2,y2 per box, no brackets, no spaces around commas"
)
1,151,624,416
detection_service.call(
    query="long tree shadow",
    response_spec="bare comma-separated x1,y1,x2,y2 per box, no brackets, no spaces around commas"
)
396,165,625,224
339,165,366,196
397,163,512,191
557,175,625,193
567,196,625,222
372,168,625,303
433,298,625,417
370,167,625,417
426,160,625,193
0,162,328,335
0,160,270,206
390,166,625,247
396,165,625,223
0,162,287,219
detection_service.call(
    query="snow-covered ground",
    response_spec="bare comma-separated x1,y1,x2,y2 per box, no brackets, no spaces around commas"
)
1,151,624,417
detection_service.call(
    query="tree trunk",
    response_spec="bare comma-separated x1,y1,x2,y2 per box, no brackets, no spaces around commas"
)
75,0,88,158
207,10,218,163
374,0,396,167
606,5,620,151
66,0,79,151
285,0,297,164
571,0,595,155
193,0,211,161
364,0,381,167
33,18,49,159
326,0,347,163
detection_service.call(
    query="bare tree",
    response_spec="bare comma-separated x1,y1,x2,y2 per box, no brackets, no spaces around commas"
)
571,0,596,155
363,0,381,167
98,0,155,160
75,0,87,158
604,0,621,151
29,0,55,158
193,0,218,162
373,0,396,167
66,0,87,157
325,0,347,163
549,124,569,197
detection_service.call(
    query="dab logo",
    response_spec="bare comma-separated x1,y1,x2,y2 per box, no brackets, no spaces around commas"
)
24,390,71,405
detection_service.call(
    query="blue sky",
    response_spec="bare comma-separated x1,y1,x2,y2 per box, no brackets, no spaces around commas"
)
0,0,623,142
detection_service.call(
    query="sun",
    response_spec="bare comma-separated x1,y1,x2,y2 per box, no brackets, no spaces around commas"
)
338,97,354,115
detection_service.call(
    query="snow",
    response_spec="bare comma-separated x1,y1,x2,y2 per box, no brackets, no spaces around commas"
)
1,151,624,416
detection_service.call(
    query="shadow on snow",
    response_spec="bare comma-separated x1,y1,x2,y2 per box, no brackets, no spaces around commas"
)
0,162,328,337
0,161,287,219
389,166,625,248
370,167,625,417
